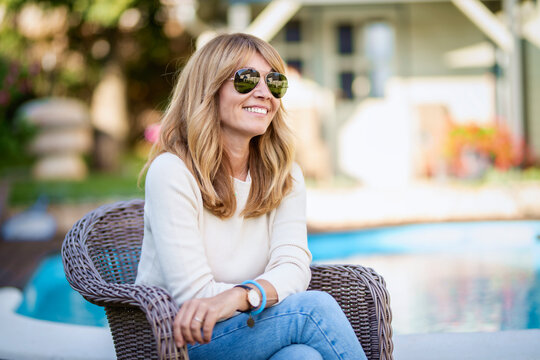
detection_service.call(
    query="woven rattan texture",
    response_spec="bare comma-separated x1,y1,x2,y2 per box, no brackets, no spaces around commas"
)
106,306,158,359
62,199,393,360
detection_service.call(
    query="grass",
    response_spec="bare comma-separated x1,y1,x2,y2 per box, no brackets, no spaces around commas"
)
7,155,540,207
8,156,146,206
482,167,540,183
9,173,144,206
447,166,540,187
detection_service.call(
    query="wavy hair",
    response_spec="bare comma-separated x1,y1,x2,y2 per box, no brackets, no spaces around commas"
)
141,33,295,219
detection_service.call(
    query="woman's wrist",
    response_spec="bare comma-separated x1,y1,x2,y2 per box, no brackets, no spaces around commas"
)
230,286,251,312
241,280,266,315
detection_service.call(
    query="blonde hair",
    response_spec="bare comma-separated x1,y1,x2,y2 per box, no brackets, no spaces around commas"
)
142,33,295,219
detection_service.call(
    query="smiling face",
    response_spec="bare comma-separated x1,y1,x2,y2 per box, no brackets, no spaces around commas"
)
218,52,280,147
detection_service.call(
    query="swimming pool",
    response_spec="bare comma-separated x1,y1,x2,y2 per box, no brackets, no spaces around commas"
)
16,220,540,334
16,254,107,327
311,220,540,334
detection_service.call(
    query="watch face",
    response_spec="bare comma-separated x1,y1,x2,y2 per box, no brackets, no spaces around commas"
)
247,289,261,308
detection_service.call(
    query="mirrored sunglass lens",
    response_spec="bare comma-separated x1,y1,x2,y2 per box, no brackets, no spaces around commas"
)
234,69,260,94
266,72,288,98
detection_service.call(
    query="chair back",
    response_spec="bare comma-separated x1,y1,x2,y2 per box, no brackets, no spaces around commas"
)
83,200,145,284
63,199,162,360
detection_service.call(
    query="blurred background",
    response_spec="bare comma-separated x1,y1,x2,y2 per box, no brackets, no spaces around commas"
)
1,0,539,214
0,0,540,356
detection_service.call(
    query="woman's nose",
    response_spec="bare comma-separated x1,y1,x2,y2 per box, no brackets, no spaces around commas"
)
252,79,272,99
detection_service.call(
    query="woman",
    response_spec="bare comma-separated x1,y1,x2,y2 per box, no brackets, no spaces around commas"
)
136,33,367,360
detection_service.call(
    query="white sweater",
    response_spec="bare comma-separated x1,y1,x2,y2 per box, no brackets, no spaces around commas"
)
135,152,312,306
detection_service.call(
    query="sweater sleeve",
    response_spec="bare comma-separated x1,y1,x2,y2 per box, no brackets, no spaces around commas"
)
144,154,234,305
256,163,312,302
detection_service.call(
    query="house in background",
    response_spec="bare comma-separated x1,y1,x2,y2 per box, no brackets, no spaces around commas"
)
222,0,540,185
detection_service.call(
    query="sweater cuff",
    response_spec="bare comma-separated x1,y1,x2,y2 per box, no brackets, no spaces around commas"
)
256,266,309,304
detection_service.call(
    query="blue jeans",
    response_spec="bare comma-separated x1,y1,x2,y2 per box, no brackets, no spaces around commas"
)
187,291,368,360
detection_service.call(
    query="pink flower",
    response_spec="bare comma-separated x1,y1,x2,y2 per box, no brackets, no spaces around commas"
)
144,123,161,144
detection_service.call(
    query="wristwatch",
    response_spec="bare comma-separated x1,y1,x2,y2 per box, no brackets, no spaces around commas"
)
235,284,261,310
235,281,266,328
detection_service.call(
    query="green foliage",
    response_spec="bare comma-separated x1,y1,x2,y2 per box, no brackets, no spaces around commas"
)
0,57,39,174
9,172,144,205
73,0,136,27
483,167,540,184
3,0,136,26
0,0,196,174
0,0,194,111
9,154,146,205
0,116,36,174
1,0,27,10
0,27,28,57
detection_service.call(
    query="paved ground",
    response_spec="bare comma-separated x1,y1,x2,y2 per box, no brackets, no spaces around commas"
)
306,181,540,231
393,330,540,360
0,287,115,360
0,235,63,289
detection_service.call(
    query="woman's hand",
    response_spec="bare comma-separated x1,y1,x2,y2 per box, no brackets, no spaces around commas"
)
173,280,278,347
173,287,247,347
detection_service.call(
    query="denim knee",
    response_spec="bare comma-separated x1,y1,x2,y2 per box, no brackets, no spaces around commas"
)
280,290,344,321
269,344,323,360
291,290,340,308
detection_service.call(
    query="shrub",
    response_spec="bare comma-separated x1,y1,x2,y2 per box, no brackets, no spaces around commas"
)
444,123,524,178
0,58,39,175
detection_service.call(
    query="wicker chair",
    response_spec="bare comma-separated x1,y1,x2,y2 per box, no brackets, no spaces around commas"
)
62,199,393,360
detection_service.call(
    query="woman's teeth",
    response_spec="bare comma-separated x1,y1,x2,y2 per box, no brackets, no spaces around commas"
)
244,107,267,114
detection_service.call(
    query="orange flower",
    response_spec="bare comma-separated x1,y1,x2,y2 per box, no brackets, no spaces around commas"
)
444,122,523,176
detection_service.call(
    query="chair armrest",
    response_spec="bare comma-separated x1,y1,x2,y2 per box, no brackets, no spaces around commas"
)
62,216,188,360
309,264,393,360
110,283,189,360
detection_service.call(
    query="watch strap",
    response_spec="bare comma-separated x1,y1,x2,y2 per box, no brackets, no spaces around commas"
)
234,284,251,292
234,284,255,313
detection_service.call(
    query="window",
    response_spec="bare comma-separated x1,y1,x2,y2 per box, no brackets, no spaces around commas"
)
285,21,301,42
339,72,354,99
337,24,354,54
364,22,394,97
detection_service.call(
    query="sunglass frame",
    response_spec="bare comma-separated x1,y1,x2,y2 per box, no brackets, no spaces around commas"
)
232,68,288,99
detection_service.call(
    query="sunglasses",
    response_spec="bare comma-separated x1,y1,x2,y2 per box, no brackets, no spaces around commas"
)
230,68,288,99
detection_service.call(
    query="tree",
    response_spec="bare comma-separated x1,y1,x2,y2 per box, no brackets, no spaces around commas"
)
0,0,214,170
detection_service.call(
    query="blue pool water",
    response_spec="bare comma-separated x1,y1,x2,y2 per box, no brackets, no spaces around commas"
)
16,254,107,327
311,220,540,333
16,220,540,334
309,220,540,260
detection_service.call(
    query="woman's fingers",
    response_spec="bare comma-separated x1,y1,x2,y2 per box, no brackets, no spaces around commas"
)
173,306,186,347
202,308,219,343
174,291,240,347
180,301,199,345
190,311,206,344
189,301,208,344
174,299,212,345
175,300,197,345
